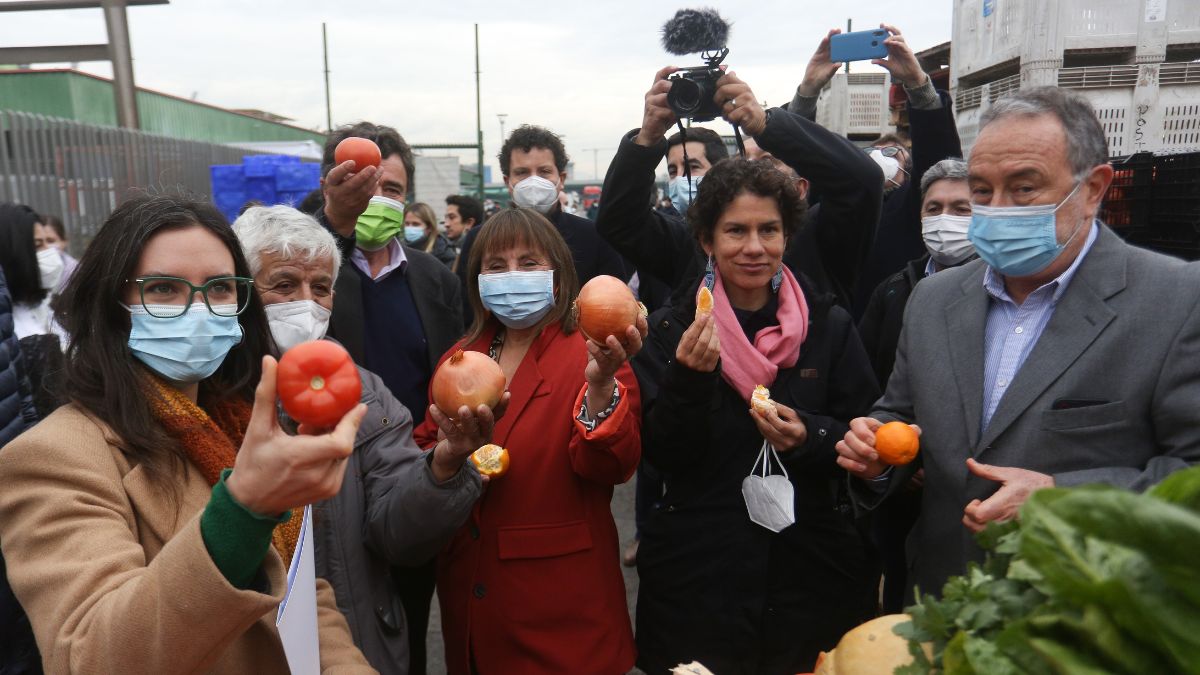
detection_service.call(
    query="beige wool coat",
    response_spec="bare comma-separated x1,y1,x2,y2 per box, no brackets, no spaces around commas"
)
0,404,377,675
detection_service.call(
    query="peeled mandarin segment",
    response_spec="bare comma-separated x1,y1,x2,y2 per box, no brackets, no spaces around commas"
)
695,286,714,318
751,384,777,415
874,421,920,465
471,444,510,477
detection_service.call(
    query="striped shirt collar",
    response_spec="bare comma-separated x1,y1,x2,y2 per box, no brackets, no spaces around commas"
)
350,236,408,282
983,221,1099,305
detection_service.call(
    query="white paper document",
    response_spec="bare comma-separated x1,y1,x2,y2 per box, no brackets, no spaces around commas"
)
276,504,319,675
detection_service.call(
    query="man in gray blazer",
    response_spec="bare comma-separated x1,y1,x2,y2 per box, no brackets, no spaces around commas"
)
836,86,1200,600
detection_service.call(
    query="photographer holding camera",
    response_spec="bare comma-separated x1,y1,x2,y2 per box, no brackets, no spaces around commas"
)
596,61,881,316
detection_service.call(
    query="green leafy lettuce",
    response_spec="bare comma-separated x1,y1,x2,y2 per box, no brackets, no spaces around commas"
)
893,466,1200,675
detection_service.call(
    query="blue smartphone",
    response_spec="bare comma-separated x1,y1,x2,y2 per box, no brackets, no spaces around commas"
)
829,29,890,62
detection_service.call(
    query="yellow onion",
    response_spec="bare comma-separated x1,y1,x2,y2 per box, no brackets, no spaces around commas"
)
431,349,505,418
573,275,639,345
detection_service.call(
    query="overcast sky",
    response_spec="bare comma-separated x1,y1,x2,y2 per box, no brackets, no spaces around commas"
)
0,0,953,181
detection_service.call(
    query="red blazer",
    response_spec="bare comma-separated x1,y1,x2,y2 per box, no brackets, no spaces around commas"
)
415,322,641,675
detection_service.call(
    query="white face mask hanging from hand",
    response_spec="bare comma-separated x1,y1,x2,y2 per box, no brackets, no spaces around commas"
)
741,440,795,533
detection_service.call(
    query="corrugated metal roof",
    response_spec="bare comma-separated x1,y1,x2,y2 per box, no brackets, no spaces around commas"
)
0,69,324,145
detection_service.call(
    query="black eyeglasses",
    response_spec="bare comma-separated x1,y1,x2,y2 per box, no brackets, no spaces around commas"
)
127,276,254,318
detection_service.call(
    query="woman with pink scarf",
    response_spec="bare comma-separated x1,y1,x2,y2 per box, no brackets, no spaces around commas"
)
632,158,881,675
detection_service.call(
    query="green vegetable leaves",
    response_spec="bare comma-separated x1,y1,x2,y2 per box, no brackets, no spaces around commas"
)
899,466,1200,675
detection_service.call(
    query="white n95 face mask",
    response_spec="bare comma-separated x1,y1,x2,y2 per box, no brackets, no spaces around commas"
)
869,150,903,184
265,300,332,353
38,247,65,290
511,176,560,214
741,440,795,533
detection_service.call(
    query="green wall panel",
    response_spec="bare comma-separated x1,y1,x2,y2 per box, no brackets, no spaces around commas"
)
0,71,323,144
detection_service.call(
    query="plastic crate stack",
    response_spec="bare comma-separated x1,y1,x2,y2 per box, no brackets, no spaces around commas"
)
1099,153,1154,230
1103,151,1200,261
210,155,322,223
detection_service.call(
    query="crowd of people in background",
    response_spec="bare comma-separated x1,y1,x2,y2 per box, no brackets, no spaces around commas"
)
0,20,1197,675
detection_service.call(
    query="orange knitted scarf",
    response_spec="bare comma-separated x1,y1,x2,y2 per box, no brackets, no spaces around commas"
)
143,376,303,562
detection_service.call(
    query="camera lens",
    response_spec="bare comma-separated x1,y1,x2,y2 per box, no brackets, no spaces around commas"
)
668,78,703,115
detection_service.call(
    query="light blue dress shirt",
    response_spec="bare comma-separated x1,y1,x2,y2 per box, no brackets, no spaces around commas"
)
980,222,1099,431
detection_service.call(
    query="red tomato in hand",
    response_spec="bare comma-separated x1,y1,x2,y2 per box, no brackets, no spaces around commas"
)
277,341,362,429
333,137,382,171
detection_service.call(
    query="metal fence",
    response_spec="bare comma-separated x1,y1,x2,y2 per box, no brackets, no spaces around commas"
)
0,109,261,256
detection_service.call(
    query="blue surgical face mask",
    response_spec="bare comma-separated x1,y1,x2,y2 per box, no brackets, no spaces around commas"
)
403,225,426,243
478,270,555,329
668,175,702,214
127,303,243,383
968,182,1085,277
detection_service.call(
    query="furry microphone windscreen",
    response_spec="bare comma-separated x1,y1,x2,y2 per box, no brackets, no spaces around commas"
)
660,8,731,55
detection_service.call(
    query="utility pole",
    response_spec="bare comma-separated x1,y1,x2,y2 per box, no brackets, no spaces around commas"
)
845,18,852,74
474,24,485,199
582,148,600,180
101,0,139,129
322,22,332,132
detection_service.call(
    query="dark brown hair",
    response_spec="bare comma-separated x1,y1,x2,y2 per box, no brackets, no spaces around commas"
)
667,126,729,165
40,213,67,241
0,203,46,307
499,125,569,177
445,194,483,228
462,208,579,344
322,121,416,186
56,193,272,490
688,157,807,245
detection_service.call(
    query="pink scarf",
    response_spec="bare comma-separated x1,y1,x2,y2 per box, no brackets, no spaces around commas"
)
711,265,809,402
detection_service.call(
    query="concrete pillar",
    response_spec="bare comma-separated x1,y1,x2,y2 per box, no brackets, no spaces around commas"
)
1020,0,1064,88
1136,0,1170,63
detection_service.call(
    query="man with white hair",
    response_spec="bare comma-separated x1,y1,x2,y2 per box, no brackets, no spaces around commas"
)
837,86,1200,600
232,205,483,675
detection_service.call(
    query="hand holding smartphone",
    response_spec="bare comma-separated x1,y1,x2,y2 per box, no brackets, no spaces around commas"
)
829,29,890,63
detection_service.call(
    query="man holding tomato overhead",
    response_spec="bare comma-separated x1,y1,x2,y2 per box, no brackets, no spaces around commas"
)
233,205,482,675
315,122,467,674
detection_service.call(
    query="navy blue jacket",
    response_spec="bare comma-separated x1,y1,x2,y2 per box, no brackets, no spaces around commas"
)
0,265,35,447
1,264,41,675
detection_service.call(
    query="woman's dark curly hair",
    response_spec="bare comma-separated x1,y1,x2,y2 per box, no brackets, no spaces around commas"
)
687,157,807,244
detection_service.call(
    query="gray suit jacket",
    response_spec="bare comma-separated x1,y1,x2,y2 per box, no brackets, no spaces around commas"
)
857,225,1200,597
312,364,480,675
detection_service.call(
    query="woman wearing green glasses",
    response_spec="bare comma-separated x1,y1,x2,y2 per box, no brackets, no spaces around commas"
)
0,194,377,674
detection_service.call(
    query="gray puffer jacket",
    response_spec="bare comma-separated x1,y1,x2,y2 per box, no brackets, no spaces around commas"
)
305,359,482,675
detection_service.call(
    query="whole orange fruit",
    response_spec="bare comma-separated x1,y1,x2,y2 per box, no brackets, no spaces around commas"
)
874,421,919,465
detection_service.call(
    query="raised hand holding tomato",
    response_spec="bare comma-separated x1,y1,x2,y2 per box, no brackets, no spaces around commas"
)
277,340,362,430
322,137,384,238
226,355,367,516
334,137,382,171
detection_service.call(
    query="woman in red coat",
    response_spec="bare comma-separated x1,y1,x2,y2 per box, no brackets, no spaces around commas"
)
414,208,645,675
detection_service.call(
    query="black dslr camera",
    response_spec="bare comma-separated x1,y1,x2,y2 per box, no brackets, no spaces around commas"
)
666,47,727,122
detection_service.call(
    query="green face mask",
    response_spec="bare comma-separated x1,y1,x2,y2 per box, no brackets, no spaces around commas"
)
355,196,406,251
